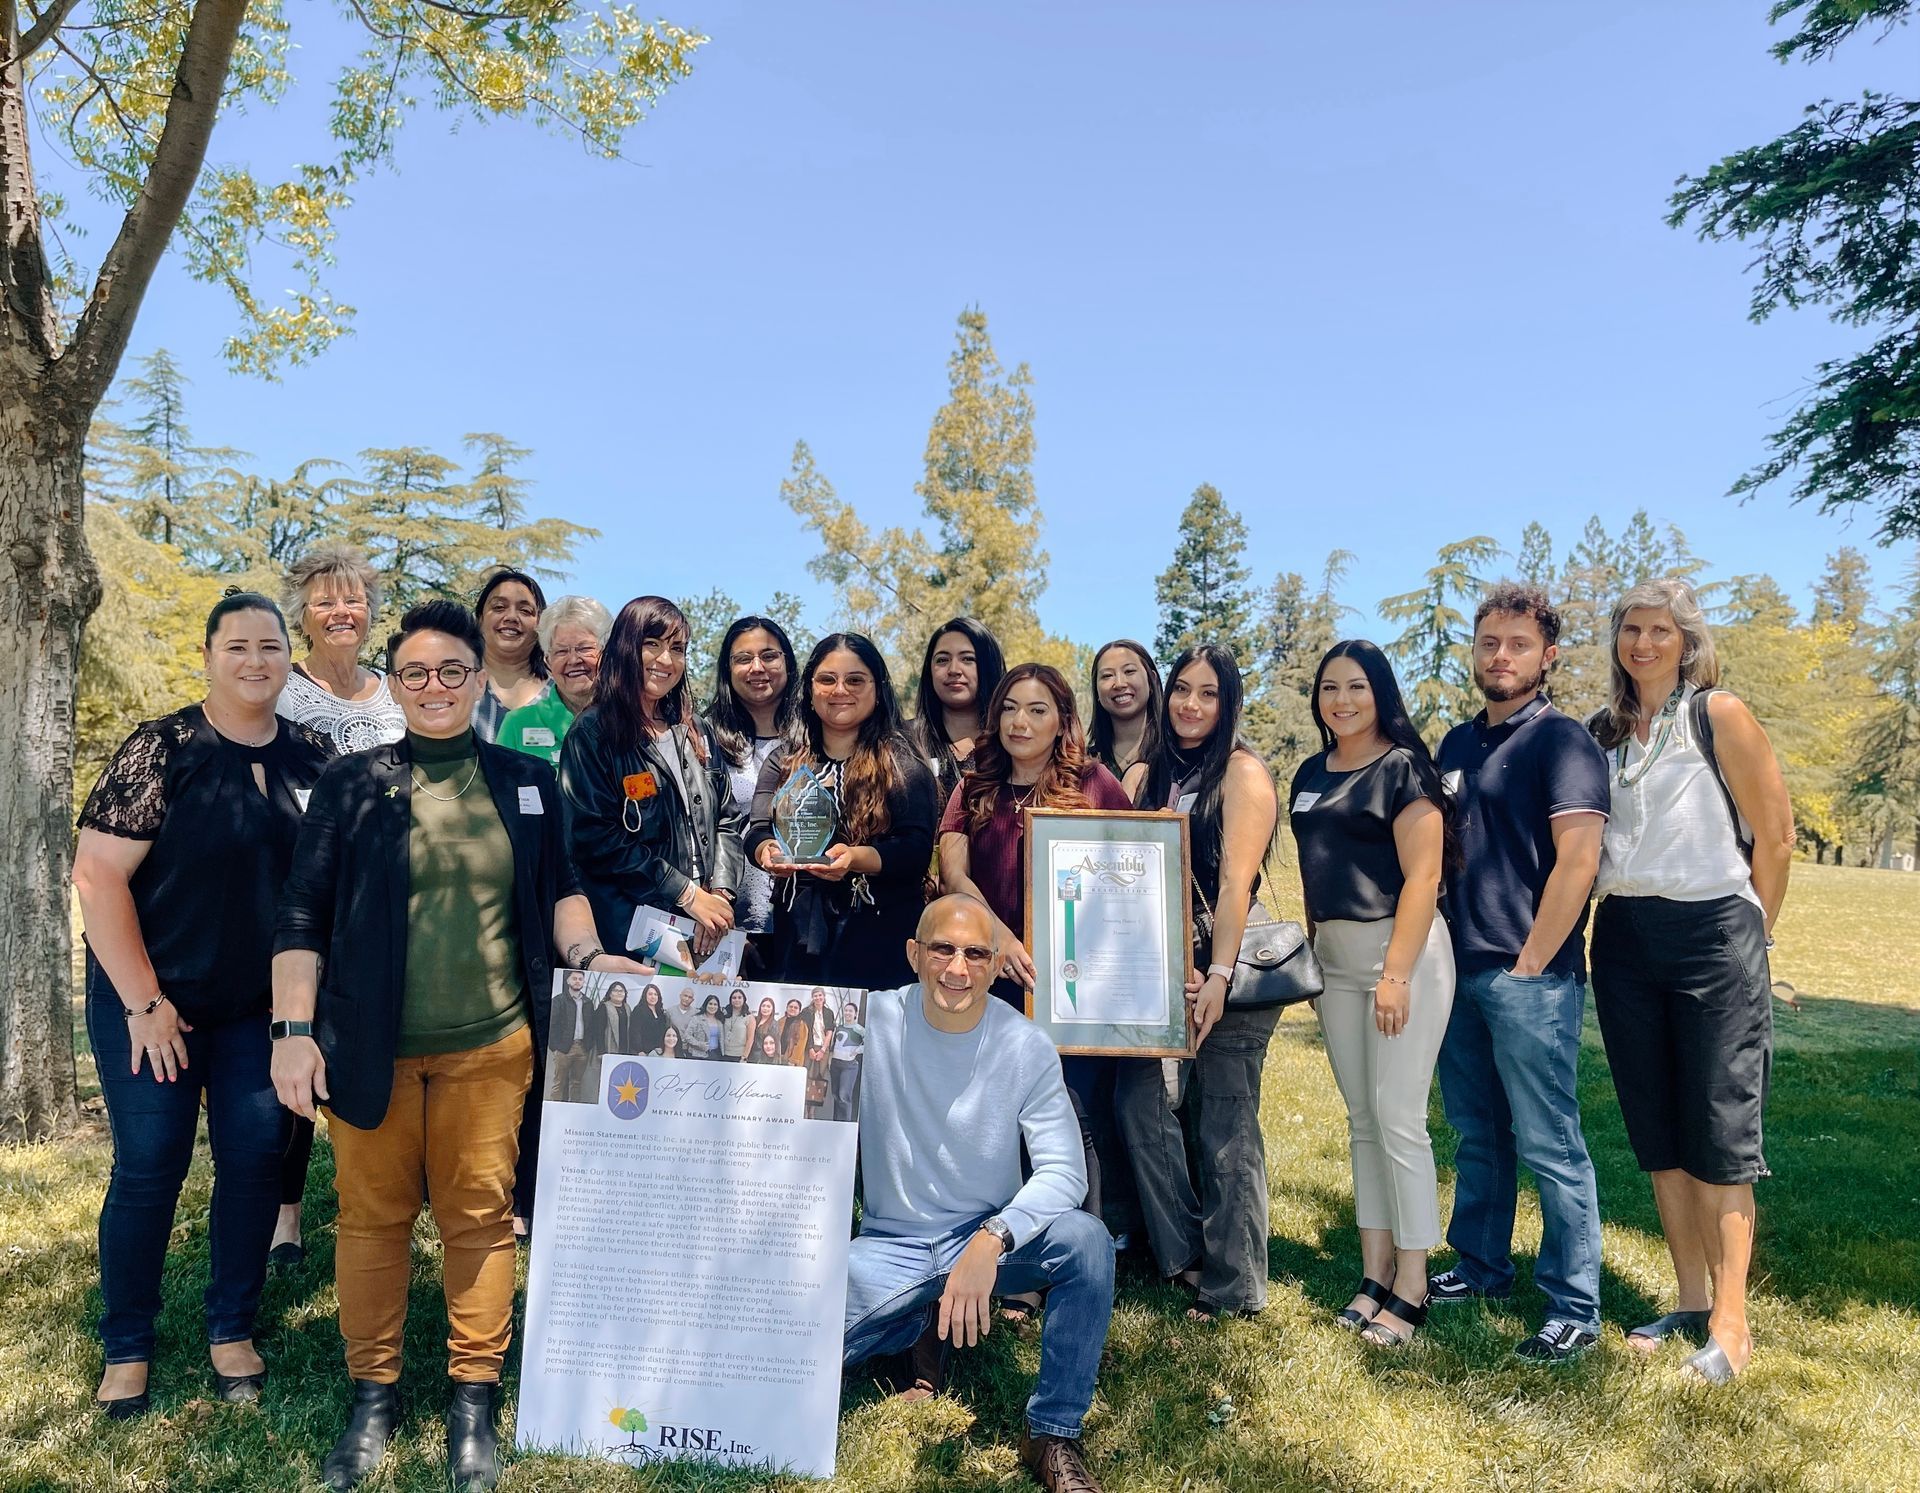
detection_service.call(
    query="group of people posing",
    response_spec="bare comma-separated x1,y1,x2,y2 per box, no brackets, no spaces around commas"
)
71,541,1792,1493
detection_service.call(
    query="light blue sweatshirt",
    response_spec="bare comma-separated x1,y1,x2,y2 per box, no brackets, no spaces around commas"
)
856,983,1086,1250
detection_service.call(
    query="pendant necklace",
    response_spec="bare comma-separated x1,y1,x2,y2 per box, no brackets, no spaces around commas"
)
1616,685,1685,788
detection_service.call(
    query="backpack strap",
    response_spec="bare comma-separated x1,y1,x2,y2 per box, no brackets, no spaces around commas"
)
1688,688,1753,863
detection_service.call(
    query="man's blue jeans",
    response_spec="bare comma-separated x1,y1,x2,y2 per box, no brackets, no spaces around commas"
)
1435,966,1602,1330
843,1210,1115,1439
86,959,289,1363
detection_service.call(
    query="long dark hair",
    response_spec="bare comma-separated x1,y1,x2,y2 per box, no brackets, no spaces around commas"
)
795,632,906,846
1088,639,1164,774
706,614,800,766
909,617,1005,764
1138,644,1265,894
962,664,1093,834
474,567,550,679
1310,639,1457,863
592,595,706,761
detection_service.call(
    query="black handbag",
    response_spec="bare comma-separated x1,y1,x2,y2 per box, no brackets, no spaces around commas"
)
1193,879,1325,1011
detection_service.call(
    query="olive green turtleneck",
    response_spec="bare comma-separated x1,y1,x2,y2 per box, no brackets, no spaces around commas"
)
400,729,527,1057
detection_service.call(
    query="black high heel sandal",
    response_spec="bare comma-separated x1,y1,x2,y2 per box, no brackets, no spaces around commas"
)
1336,1277,1395,1332
1359,1292,1429,1348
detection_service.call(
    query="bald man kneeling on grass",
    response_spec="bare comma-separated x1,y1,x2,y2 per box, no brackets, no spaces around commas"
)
843,893,1115,1493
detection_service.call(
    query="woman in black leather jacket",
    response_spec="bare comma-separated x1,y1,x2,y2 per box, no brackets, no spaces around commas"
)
745,632,937,992
559,596,746,959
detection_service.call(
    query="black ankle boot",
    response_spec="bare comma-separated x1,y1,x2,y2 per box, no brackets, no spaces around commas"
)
445,1381,500,1491
322,1379,400,1492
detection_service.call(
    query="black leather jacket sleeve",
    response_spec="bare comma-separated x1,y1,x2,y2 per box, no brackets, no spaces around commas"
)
559,707,690,924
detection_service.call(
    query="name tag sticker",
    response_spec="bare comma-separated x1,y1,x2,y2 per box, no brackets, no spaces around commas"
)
517,785,544,815
1175,792,1198,815
522,726,556,748
1292,791,1321,813
293,789,311,812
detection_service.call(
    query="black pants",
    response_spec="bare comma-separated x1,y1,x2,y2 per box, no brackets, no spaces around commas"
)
1591,894,1772,1184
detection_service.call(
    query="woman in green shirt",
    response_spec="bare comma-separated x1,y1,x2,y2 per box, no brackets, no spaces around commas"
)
497,595,612,766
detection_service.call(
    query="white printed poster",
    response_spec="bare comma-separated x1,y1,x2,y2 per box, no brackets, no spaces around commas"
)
1045,836,1172,1025
515,1046,859,1476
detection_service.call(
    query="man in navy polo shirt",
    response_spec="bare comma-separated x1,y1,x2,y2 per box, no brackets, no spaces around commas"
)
1429,583,1609,1362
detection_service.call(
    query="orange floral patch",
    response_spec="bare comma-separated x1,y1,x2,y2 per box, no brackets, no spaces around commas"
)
624,771,658,802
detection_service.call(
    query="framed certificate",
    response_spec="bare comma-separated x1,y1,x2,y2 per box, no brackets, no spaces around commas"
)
1021,808,1194,1056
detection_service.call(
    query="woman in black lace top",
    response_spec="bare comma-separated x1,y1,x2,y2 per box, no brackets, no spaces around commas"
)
71,593,334,1418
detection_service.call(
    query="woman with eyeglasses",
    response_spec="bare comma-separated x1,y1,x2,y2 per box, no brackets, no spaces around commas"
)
559,596,746,963
271,599,649,1491
270,544,404,1276
497,595,613,766
471,568,551,743
746,633,939,993
704,616,801,952
74,592,334,1418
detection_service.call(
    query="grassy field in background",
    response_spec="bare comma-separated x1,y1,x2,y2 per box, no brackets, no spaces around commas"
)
0,861,1915,1491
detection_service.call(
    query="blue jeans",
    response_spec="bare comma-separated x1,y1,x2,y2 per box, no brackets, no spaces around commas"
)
1435,966,1601,1330
843,1210,1115,1439
86,960,289,1363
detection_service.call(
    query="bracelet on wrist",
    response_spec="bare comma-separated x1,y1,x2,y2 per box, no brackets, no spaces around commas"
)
1377,974,1410,986
121,993,167,1020
1206,962,1234,984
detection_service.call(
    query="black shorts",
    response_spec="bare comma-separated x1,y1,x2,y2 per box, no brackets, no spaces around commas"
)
1591,894,1772,1185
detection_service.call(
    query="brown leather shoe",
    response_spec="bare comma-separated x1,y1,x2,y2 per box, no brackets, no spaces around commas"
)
1021,1429,1104,1493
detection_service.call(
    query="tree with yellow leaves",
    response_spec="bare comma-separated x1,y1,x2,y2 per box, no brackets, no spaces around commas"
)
0,0,704,1138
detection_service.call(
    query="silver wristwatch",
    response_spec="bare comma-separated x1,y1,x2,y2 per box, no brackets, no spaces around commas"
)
980,1217,1014,1254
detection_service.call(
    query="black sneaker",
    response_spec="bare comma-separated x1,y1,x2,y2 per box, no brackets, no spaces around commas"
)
1427,1267,1508,1305
1515,1319,1599,1362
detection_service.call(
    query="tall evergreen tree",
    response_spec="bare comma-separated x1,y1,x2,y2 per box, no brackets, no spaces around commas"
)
784,309,1074,682
1380,535,1504,740
1155,483,1254,663
1851,556,1920,862
1813,546,1875,630
1517,522,1554,588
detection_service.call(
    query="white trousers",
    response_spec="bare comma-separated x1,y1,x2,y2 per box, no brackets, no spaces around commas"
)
1313,915,1455,1251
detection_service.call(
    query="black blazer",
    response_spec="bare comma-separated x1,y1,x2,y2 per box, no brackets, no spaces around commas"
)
275,737,580,1130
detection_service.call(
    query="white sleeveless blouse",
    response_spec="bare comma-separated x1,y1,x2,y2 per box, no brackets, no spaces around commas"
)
275,666,407,754
1595,684,1757,906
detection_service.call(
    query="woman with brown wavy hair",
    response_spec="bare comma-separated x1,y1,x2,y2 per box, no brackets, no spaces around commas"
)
745,632,938,991
940,663,1134,1249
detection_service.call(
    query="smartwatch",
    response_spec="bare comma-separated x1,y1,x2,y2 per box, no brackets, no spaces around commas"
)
269,1020,314,1041
980,1217,1014,1254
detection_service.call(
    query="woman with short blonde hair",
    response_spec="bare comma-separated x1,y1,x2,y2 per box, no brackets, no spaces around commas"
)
272,543,405,1274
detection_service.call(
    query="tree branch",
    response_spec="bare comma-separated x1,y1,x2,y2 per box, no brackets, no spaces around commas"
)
11,0,83,64
57,0,248,407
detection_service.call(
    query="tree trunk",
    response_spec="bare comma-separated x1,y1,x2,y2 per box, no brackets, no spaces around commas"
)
0,394,96,1141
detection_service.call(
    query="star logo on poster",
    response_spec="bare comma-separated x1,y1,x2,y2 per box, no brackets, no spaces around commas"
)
606,1060,649,1119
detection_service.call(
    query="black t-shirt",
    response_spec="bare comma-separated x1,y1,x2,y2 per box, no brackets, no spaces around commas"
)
79,705,334,1024
1289,747,1433,924
1435,695,1610,978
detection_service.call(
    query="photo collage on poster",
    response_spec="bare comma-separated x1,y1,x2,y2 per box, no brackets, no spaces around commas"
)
543,969,865,1123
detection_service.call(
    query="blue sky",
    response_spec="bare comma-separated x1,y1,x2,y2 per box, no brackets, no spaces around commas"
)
77,0,1920,645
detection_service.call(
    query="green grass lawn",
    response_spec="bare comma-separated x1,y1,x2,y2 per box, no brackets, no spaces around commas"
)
3,862,1916,1491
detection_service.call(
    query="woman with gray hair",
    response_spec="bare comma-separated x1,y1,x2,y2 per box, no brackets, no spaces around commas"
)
271,543,405,1273
275,543,406,754
497,594,613,766
1586,576,1794,1383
